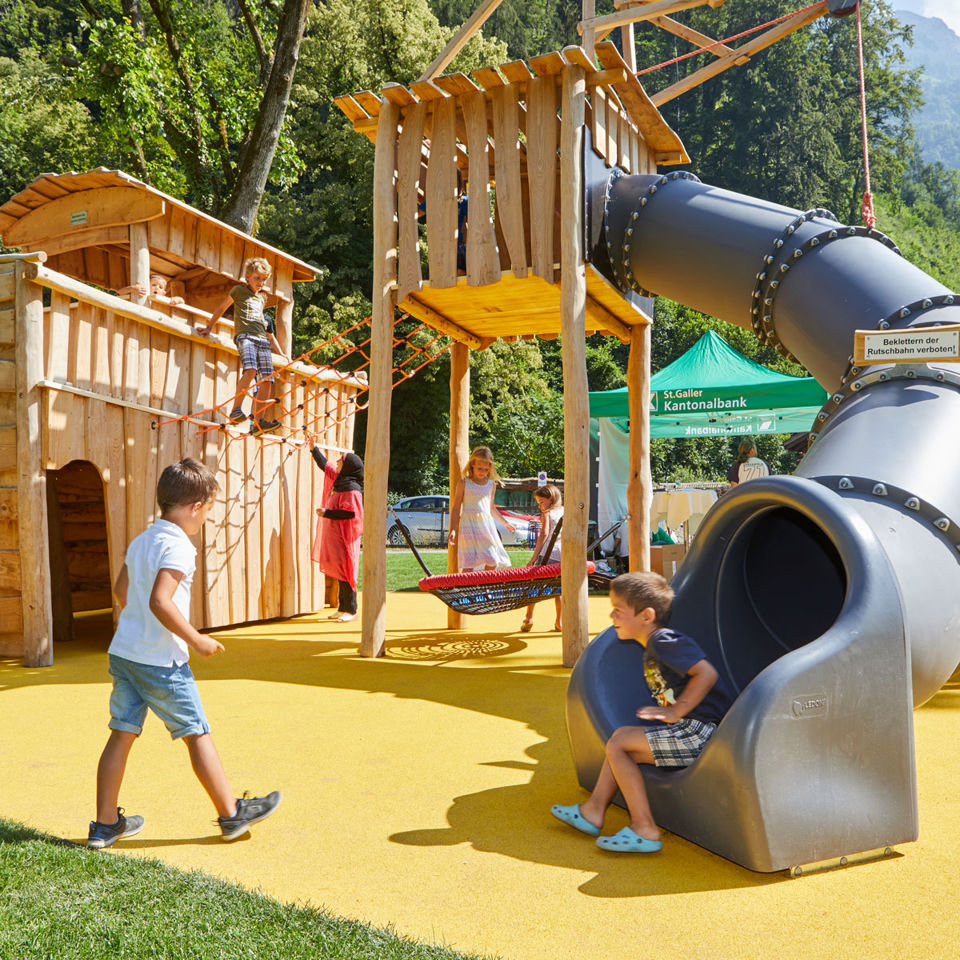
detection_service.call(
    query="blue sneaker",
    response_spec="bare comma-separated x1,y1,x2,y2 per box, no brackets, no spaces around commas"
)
217,791,282,841
87,808,145,849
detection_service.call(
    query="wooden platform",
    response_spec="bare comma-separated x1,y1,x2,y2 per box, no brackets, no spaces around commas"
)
400,265,650,347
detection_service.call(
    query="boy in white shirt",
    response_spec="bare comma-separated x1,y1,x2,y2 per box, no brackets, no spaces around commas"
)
87,458,280,848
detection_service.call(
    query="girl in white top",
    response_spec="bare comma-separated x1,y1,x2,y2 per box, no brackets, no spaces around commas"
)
447,446,515,571
520,484,563,633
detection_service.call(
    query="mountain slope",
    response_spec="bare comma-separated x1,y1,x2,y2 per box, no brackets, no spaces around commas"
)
896,9,960,169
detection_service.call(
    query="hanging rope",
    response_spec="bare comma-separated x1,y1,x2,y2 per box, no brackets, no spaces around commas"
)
855,0,876,229
635,1,825,78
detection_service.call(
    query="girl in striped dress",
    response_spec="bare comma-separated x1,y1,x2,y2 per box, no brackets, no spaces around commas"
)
447,446,515,571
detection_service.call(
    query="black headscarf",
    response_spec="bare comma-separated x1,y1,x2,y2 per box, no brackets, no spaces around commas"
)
333,452,364,493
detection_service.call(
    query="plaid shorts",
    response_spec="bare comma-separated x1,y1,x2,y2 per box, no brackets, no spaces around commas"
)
235,335,274,382
644,717,717,768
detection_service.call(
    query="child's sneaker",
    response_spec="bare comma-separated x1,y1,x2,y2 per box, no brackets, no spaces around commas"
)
87,808,145,849
217,790,282,841
226,407,247,424
252,418,281,434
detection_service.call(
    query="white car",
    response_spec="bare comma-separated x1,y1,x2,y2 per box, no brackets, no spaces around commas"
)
387,495,538,548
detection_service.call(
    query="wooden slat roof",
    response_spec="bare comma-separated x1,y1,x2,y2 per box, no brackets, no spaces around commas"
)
335,45,687,165
0,169,319,282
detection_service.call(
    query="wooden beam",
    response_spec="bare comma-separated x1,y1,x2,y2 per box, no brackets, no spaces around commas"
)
418,0,508,82
22,261,362,388
559,56,590,669
652,2,829,106
621,22,637,73
580,0,715,42
594,42,690,163
585,298,632,343
129,221,150,306
398,296,487,350
627,324,651,573
583,0,597,62
447,341,470,628
15,262,53,666
360,99,400,659
649,14,736,58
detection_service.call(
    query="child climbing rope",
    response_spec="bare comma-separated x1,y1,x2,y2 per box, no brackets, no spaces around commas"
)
199,257,287,434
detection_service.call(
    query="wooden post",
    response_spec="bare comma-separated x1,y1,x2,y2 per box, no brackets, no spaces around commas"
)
583,0,596,61
15,263,53,666
621,23,637,73
447,341,470,629
559,58,589,668
627,324,652,571
275,298,294,357
360,100,400,659
128,222,150,306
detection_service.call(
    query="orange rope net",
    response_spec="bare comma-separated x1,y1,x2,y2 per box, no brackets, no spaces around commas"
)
153,311,453,454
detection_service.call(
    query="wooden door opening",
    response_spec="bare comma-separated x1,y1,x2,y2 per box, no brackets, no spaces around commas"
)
47,460,113,646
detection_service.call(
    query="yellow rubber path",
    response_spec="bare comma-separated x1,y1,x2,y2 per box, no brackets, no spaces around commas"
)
2,593,960,960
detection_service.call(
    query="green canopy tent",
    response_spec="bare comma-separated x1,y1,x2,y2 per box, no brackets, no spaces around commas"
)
589,329,828,438
590,331,828,556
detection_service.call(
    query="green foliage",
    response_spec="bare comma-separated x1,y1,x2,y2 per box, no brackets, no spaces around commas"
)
635,0,921,220
1,0,302,216
0,51,98,203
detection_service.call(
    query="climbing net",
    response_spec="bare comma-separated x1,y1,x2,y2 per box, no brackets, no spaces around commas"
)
155,310,453,455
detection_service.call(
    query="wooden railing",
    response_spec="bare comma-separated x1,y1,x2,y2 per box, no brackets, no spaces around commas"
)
5,257,364,661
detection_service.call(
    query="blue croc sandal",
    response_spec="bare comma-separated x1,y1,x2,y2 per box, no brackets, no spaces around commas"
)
596,827,662,853
551,804,601,837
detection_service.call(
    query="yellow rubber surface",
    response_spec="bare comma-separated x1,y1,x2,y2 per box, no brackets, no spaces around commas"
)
2,593,960,960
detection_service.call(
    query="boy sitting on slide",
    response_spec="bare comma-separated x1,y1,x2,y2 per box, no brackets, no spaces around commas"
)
552,572,732,852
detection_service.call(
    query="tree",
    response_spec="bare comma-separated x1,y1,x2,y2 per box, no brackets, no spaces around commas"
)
45,0,310,227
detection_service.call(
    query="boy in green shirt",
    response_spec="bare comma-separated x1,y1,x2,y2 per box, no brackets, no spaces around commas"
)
200,257,287,433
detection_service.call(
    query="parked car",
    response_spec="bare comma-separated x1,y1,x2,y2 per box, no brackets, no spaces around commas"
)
388,495,538,548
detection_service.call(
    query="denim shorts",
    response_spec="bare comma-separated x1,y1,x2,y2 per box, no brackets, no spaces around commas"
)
644,717,717,768
235,335,274,382
108,654,211,740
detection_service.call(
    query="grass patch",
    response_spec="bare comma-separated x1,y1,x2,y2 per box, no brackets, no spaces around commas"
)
0,819,494,960
362,548,532,592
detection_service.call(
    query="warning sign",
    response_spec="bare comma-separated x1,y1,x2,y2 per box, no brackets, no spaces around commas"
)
854,325,960,364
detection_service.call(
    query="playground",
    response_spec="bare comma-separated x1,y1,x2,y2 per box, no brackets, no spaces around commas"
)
2,595,960,960
4,0,960,954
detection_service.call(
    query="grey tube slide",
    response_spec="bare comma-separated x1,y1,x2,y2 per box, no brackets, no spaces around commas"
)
567,136,960,870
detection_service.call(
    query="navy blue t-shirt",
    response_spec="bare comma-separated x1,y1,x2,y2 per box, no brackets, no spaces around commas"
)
644,627,733,725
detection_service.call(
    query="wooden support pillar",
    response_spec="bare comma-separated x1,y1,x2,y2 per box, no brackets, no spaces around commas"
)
128,222,150,306
559,59,589,668
621,23,637,73
360,99,400,659
627,324,652,571
15,264,53,666
583,0,596,62
447,341,470,629
275,298,294,357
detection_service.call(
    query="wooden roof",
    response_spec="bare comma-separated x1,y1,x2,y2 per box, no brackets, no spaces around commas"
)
336,43,687,166
0,169,318,286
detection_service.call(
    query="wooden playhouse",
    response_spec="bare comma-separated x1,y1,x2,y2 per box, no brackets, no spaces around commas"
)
0,170,365,665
